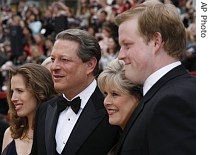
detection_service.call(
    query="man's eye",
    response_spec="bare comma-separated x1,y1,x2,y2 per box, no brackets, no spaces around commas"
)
62,58,69,62
125,43,130,49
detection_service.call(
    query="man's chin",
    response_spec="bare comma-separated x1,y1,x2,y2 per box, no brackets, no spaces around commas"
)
54,84,64,92
125,70,131,79
125,71,137,83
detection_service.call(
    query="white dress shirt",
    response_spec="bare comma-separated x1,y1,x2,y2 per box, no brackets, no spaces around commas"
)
143,61,181,96
55,80,97,154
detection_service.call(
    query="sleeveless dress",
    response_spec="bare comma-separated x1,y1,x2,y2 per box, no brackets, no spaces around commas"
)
1,140,17,155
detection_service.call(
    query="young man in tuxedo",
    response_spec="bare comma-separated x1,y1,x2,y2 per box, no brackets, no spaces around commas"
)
114,1,196,154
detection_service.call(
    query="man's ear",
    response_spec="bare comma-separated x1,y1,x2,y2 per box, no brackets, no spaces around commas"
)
86,57,97,74
153,32,163,53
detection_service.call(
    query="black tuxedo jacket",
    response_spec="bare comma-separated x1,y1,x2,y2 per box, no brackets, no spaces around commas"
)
116,65,196,155
31,87,120,155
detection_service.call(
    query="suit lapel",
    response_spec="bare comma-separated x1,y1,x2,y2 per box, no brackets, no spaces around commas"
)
45,97,60,155
116,65,188,153
62,87,105,154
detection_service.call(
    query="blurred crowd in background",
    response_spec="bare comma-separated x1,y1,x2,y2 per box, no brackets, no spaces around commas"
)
0,0,196,115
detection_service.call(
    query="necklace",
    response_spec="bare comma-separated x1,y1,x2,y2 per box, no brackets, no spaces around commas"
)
26,129,33,140
22,135,33,143
21,132,33,143
25,134,33,140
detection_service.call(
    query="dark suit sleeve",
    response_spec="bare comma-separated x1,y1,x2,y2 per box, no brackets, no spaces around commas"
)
148,94,196,155
30,96,59,155
30,101,49,155
30,104,40,155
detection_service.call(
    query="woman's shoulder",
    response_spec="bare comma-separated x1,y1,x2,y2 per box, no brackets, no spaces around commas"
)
1,139,16,155
2,127,13,151
4,127,13,141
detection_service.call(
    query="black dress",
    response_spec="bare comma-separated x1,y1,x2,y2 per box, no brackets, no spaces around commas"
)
1,140,17,155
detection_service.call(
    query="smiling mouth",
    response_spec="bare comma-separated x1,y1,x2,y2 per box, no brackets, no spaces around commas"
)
53,75,64,80
107,109,118,115
14,104,23,111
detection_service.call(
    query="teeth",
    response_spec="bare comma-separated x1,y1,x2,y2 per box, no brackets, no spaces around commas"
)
108,109,117,112
15,104,23,110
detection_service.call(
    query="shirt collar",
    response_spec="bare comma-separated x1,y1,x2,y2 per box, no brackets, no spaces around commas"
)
143,61,181,95
63,80,97,109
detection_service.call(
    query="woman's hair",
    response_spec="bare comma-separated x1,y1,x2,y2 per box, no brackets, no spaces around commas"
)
97,59,141,100
7,63,57,139
115,0,186,60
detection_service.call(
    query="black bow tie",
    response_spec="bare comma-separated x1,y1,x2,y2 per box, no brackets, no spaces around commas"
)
57,96,81,114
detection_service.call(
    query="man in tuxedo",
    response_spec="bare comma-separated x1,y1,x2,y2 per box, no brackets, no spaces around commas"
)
31,29,120,155
114,1,196,155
